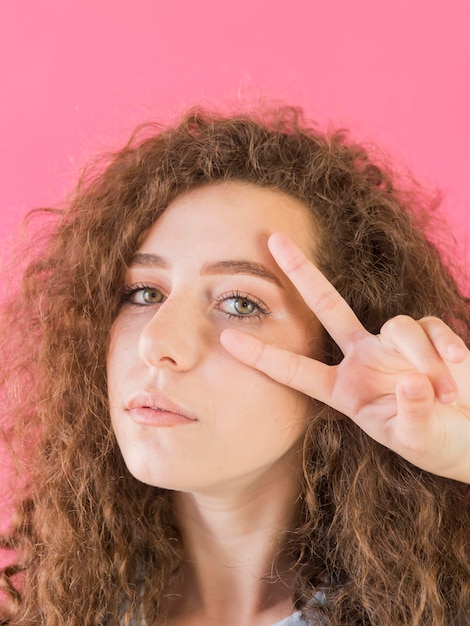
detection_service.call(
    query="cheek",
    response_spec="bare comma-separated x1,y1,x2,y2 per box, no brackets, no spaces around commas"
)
210,357,310,431
106,324,135,400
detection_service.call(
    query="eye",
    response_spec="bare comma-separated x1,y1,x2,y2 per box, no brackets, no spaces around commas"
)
122,285,165,307
232,297,256,315
217,291,270,321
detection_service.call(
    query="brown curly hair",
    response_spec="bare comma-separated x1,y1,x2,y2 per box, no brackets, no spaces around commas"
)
1,106,469,625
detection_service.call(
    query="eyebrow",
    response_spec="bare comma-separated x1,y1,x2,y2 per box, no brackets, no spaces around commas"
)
129,253,281,285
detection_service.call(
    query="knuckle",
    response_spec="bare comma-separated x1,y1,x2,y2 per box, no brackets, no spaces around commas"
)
284,250,309,275
250,340,267,369
285,352,301,387
419,315,441,325
381,314,414,336
313,289,342,316
419,316,446,333
419,317,459,347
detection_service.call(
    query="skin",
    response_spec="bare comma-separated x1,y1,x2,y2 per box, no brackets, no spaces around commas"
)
107,182,320,496
107,182,321,625
221,233,470,484
108,181,470,625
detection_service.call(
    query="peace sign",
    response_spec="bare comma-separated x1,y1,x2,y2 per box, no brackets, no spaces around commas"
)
221,233,470,483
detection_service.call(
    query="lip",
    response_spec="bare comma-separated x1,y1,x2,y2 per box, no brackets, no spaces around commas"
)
125,391,198,427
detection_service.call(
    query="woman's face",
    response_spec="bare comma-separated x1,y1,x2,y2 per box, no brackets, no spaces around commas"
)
107,182,321,495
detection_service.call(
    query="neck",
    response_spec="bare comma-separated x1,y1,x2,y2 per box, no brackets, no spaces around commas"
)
167,451,303,626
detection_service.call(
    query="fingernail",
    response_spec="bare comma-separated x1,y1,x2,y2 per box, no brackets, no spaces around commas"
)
402,380,427,398
438,378,457,403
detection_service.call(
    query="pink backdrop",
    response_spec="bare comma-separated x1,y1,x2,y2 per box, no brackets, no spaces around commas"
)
1,0,469,258
0,0,469,563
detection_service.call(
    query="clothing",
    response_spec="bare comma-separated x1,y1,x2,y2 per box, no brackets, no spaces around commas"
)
272,611,308,626
132,609,308,625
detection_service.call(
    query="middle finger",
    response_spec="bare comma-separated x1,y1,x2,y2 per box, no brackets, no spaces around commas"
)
268,232,367,352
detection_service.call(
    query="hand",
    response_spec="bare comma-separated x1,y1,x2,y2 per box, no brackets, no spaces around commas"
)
220,233,470,483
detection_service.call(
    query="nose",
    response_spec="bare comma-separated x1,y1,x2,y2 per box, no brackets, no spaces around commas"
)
138,295,209,371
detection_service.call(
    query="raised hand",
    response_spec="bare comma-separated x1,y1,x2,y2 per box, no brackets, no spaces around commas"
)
220,233,470,483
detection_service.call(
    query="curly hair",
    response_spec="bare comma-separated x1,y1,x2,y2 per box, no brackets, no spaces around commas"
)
1,106,469,625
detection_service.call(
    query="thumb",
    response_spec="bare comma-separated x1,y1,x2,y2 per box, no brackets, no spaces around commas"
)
395,373,437,443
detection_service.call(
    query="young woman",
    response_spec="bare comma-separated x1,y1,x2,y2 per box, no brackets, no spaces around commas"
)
1,106,469,625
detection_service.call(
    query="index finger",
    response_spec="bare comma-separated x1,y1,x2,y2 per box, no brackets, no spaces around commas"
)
268,232,367,352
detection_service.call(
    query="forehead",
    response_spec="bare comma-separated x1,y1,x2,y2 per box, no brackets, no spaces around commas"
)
139,182,315,258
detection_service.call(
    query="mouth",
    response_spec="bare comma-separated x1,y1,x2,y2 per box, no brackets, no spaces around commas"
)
125,392,198,427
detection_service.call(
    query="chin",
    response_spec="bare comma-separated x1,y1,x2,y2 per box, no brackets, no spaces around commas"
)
121,456,190,491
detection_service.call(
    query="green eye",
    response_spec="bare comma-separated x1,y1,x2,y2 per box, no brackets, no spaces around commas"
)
141,288,164,304
233,297,256,315
122,285,165,307
217,291,270,321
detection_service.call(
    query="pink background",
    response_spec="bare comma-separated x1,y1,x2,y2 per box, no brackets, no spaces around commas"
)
1,0,469,261
0,0,469,562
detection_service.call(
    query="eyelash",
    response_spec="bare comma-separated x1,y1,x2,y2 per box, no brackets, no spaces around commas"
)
121,283,163,307
215,290,271,322
121,285,271,322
